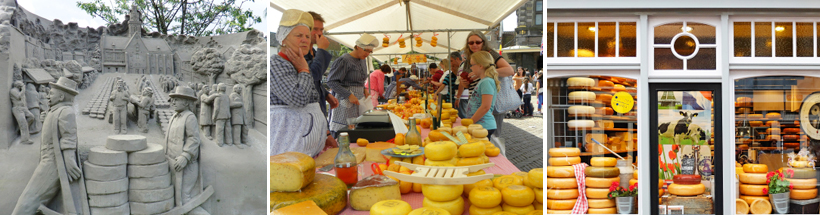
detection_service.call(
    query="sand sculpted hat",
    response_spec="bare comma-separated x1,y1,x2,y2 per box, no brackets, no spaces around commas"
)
169,86,197,101
277,9,314,45
356,33,379,49
50,77,78,95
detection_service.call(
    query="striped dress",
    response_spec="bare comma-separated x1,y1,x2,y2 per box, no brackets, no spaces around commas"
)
269,54,326,157
327,53,368,132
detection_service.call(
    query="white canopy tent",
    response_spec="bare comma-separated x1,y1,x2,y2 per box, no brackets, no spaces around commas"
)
269,0,527,62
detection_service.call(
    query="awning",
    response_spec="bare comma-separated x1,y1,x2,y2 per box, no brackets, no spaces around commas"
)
82,67,96,73
502,46,541,54
23,68,55,84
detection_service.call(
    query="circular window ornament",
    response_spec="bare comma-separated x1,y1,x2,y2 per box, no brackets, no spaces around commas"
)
670,32,700,60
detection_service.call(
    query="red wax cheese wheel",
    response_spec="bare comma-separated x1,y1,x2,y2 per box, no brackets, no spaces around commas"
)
738,173,767,185
766,128,780,134
668,183,706,196
586,188,610,199
590,157,618,167
783,128,801,134
672,174,702,185
791,188,818,200
740,195,769,205
588,207,617,214
548,156,581,166
587,198,615,208
743,164,768,173
784,167,817,179
766,112,781,119
784,142,800,149
546,177,578,189
595,107,614,115
585,177,620,188
546,166,575,178
598,80,614,88
749,121,763,127
548,148,581,157
783,135,799,141
740,184,768,196
545,188,579,200
546,199,576,210
766,121,780,127
584,167,620,178
786,178,818,189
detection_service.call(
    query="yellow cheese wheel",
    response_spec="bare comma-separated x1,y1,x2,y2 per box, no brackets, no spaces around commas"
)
546,166,575,178
545,188,579,200
457,157,486,166
370,200,413,215
545,199,576,210
738,173,768,185
736,199,749,215
585,177,620,188
501,185,536,207
790,188,818,200
546,209,573,214
736,167,745,174
587,198,616,208
629,179,638,187
588,207,617,214
568,91,596,101
458,142,486,157
501,203,535,215
464,178,493,197
659,179,664,189
668,183,706,196
534,188,543,203
546,178,577,189
749,199,772,215
270,174,348,215
422,197,464,215
586,187,610,199
408,207,452,215
534,203,543,211
743,164,768,173
548,148,580,157
739,184,768,196
567,77,595,87
422,184,463,202
529,168,543,189
633,171,638,179
786,178,818,189
425,141,458,161
590,157,618,167
469,186,502,208
740,195,769,205
568,105,595,115
425,158,456,167
585,166,620,178
568,120,595,128
469,205,503,215
493,175,524,190
548,156,581,166
791,160,809,168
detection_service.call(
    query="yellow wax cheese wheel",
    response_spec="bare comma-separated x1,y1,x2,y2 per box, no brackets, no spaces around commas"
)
587,198,616,208
736,167,745,174
548,148,581,157
422,197,464,215
749,199,772,215
534,188,543,203
585,187,610,199
464,178,493,197
567,120,595,128
568,105,595,115
790,188,818,200
528,168,544,188
370,200,413,215
422,184,463,202
590,157,618,167
501,185,536,207
659,188,664,196
425,141,458,161
585,177,620,188
786,178,818,189
545,199,576,210
546,166,575,178
567,77,595,87
469,186,503,208
546,177,577,189
546,210,573,214
501,203,535,215
633,170,638,179
408,207,452,215
425,158,456,167
668,183,706,196
740,195,769,205
533,203,543,211
739,173,768,185
545,188,579,200
469,205,503,215
659,179,664,189
743,164,768,173
493,175,524,190
736,199,749,215
584,167,620,178
457,157,486,166
549,156,581,166
588,207,617,214
629,179,638,187
458,142,486,157
739,184,768,196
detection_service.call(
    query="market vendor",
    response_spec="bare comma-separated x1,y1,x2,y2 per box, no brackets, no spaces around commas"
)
270,9,333,157
327,33,379,137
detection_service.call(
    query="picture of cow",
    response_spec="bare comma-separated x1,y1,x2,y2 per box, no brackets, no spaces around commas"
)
659,111,705,145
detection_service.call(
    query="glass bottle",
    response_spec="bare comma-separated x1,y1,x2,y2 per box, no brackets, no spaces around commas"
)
405,117,422,146
334,132,358,188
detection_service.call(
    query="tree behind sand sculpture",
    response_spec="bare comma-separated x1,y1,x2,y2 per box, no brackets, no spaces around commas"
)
190,48,223,85
226,44,264,128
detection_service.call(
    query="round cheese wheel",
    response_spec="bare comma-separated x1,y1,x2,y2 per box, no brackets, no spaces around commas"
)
766,128,781,134
547,166,575,178
766,121,780,127
791,161,810,168
422,197,464,215
783,128,801,134
370,200,413,215
501,185,536,207
529,168,544,189
585,167,620,178
567,120,595,128
568,91,596,101
469,186,503,208
749,199,772,215
633,171,638,179
629,179,638,187
743,164,768,173
659,179,665,189
766,135,780,141
783,135,799,141
786,178,817,189
548,148,581,157
548,156,581,166
739,184,768,196
408,207,452,215
587,207,617,214
422,184,463,202
668,183,706,196
567,77,595,87
501,203,535,215
546,209,574,214
545,199,576,210
740,195,769,205
738,173,767,185
598,80,614,88
738,108,752,114
546,178,577,189
736,199,749,215
568,105,595,115
587,198,615,208
784,167,817,179
585,177,620,188
749,121,763,127
595,107,614,115
672,174,702,185
545,188,579,200
784,142,800,149
590,157,618,167
613,84,625,92
766,112,781,119
739,145,749,150
469,205,503,215
791,188,818,200
659,188,664,196
596,94,613,103
748,114,763,119
586,187,611,199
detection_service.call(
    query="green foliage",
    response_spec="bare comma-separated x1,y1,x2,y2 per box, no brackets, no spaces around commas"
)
76,0,262,36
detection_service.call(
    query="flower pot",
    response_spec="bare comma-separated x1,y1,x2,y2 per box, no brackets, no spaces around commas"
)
616,196,634,214
769,192,790,214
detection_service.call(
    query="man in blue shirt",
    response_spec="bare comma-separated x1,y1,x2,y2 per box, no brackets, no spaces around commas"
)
305,11,338,117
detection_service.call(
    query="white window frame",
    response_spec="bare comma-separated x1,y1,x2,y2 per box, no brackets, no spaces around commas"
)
730,16,820,65
545,17,641,65
649,16,722,79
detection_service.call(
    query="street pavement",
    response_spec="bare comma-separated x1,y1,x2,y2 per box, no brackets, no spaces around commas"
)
495,94,543,172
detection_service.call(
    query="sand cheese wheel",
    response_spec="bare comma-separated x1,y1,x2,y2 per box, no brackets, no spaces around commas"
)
784,167,816,179
590,157,618,167
548,148,581,157
736,199,749,215
672,174,702,185
546,177,578,189
585,177,620,188
587,198,615,208
750,199,772,215
585,167,620,178
786,178,817,189
568,106,595,115
743,164,768,173
549,156,581,166
740,184,768,196
588,207,617,214
567,120,595,128
545,188,579,200
547,166,575,178
738,173,767,185
791,188,818,200
545,199,576,210
568,91,596,101
668,183,705,196
567,77,595,87
740,195,769,205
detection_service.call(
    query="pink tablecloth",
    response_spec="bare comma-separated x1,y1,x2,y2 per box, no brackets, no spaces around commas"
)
320,119,522,215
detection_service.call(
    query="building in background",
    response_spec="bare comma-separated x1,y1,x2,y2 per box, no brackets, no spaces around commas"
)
503,0,543,75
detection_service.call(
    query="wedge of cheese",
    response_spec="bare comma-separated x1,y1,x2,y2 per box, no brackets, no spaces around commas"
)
271,200,328,215
270,152,315,192
349,175,402,211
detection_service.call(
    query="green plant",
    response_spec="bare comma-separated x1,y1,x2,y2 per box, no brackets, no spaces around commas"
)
608,181,637,199
765,169,794,194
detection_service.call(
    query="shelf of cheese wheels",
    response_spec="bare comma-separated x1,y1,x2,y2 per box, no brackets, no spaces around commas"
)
547,148,637,214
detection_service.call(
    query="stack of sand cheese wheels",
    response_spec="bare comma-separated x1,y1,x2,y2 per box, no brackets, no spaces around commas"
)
84,140,130,214
584,157,619,214
121,136,175,214
737,164,772,214
545,147,582,214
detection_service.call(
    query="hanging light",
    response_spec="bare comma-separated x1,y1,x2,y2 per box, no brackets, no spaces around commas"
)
682,26,693,32
775,26,785,32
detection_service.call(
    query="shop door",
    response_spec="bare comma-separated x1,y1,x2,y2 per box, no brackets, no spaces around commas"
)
649,83,724,215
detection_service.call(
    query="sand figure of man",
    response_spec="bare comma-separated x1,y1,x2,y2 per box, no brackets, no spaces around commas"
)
134,87,154,133
210,83,232,147
10,81,34,144
198,85,214,139
230,85,247,147
26,83,41,133
39,85,49,122
166,86,209,215
110,80,130,134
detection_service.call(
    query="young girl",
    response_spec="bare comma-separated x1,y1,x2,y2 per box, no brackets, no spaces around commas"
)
466,51,500,139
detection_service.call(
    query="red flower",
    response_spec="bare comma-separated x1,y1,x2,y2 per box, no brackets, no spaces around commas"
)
767,178,771,184
629,183,638,191
609,181,619,192
788,169,795,178
790,184,795,190
763,188,769,194
672,144,679,152
668,163,676,173
767,171,775,178
668,151,677,160
778,171,784,178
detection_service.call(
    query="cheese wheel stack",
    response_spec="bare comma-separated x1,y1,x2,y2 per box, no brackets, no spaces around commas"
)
668,174,705,196
126,141,174,214
584,157,619,212
85,145,130,214
546,148,582,213
421,184,465,215
738,164,769,205
784,167,819,200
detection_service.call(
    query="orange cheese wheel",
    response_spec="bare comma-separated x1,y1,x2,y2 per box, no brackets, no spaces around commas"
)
750,199,772,215
786,178,818,189
783,135,799,141
748,114,763,119
740,184,768,196
585,177,620,188
588,207,617,214
590,157,617,167
545,199,576,210
546,177,578,189
766,128,780,134
766,112,781,119
659,179,665,189
784,142,800,149
738,108,752,114
546,209,573,214
740,195,769,205
766,135,780,141
743,164,768,173
596,95,613,104
629,179,638,187
613,84,625,92
790,188,818,200
659,188,664,196
548,148,581,157
766,121,780,127
598,80,614,88
749,121,763,126
783,128,801,134
545,188,579,200
546,166,575,178
736,199,749,215
548,156,581,166
633,171,638,179
587,198,615,208
586,188,610,199
595,107,614,115
738,173,767,185
667,183,706,196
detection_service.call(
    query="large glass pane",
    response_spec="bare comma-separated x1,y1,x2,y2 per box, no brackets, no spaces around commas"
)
689,48,717,70
547,22,554,57
689,22,716,44
735,22,752,57
775,22,794,57
796,22,814,57
755,22,773,57
656,22,684,44
598,22,617,57
620,22,638,57
557,22,575,57
655,48,683,70
578,22,596,57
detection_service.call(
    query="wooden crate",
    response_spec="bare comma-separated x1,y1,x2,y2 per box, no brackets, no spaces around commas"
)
788,198,820,214
662,194,714,214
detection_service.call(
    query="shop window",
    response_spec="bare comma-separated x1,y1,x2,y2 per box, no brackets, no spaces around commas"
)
736,21,819,58
557,23,575,57
547,22,554,57
654,22,717,70
549,21,638,58
536,1,542,12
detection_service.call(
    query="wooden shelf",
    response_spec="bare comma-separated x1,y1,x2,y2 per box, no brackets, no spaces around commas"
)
568,86,638,96
568,127,633,132
579,149,637,156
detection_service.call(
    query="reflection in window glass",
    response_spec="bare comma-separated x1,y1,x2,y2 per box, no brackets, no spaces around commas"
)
689,48,717,70
655,22,683,44
755,22,773,57
578,22,596,57
598,22,616,57
689,22,716,44
557,23,575,57
775,22,793,57
735,22,752,57
535,14,542,25
547,23,554,57
796,22,814,57
620,22,638,57
536,1,542,11
655,48,683,70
